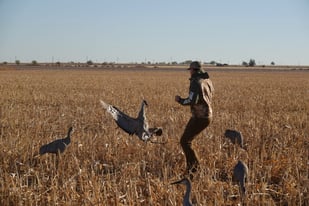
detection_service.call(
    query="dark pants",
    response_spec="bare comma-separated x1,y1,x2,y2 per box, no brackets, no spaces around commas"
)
180,117,211,173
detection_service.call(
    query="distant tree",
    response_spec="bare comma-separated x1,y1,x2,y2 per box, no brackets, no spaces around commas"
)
183,60,192,64
210,61,216,65
216,63,223,66
248,59,256,67
242,61,248,66
15,60,20,65
31,60,38,66
56,61,61,66
86,60,93,65
271,61,275,66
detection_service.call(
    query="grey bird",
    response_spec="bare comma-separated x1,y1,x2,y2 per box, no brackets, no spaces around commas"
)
100,100,163,142
232,160,248,197
171,178,193,206
39,127,73,155
224,129,244,148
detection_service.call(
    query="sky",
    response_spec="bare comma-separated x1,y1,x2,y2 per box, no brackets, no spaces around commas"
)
0,0,308,65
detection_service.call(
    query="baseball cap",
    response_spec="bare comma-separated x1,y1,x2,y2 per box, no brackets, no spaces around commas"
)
187,61,201,70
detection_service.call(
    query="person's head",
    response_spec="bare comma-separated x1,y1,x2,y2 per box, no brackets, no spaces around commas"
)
187,61,202,74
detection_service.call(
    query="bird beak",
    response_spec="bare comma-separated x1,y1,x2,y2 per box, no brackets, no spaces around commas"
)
171,179,183,185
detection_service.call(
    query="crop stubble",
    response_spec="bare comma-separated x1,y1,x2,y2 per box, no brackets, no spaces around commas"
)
0,68,308,205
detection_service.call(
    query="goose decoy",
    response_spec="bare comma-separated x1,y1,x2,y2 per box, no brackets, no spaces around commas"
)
232,160,248,198
100,100,163,142
224,129,244,148
171,178,193,206
39,127,73,155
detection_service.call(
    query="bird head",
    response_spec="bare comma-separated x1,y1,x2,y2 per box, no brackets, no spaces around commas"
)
68,126,73,131
142,100,148,106
171,178,191,186
68,126,73,134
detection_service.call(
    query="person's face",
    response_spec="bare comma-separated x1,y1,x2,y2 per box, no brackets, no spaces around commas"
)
189,68,195,75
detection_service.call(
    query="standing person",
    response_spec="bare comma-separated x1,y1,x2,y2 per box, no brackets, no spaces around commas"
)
175,61,214,177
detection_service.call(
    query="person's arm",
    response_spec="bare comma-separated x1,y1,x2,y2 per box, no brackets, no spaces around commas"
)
175,81,199,105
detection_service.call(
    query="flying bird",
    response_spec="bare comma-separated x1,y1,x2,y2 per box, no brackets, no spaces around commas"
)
100,100,163,142
232,160,248,198
171,178,193,206
39,127,73,155
224,129,244,148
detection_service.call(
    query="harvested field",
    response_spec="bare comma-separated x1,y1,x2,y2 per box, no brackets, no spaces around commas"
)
0,66,308,205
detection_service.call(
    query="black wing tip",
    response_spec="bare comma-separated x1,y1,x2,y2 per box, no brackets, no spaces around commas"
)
149,127,163,136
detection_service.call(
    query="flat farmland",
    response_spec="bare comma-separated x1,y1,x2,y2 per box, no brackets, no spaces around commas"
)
0,67,308,205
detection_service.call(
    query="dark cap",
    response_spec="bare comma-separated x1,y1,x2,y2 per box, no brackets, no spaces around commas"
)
187,61,201,70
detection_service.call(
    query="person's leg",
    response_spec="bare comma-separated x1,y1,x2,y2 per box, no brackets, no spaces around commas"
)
180,117,210,173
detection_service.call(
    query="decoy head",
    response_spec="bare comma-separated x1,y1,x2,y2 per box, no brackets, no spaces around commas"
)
171,177,191,186
142,100,148,106
68,126,73,133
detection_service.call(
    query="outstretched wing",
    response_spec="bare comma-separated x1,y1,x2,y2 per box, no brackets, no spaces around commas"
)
100,100,138,135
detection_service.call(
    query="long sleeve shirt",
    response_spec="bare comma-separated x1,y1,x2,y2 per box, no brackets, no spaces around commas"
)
177,71,214,118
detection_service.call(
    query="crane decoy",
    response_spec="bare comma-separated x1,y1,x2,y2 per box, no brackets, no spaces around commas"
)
224,129,244,148
171,178,193,206
232,160,248,198
39,127,73,155
100,100,163,143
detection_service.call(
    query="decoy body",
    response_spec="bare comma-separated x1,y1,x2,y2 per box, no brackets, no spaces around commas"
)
100,100,162,142
171,178,193,206
232,160,248,197
224,129,244,148
39,127,73,155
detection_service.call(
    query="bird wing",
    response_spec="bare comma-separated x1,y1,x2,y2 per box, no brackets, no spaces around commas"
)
100,100,139,135
39,139,66,155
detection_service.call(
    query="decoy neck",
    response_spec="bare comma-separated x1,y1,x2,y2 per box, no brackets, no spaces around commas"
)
233,160,248,196
63,127,73,145
171,178,192,206
137,100,148,120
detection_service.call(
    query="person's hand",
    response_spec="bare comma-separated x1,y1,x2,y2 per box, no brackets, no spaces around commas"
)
175,95,180,102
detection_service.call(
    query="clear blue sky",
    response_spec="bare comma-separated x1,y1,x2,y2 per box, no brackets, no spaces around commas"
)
0,0,308,65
